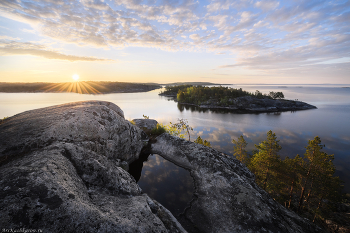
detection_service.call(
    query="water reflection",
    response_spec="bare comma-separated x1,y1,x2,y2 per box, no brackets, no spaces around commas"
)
129,153,194,217
129,151,150,182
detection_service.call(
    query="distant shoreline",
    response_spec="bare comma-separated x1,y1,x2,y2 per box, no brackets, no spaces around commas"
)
0,81,162,94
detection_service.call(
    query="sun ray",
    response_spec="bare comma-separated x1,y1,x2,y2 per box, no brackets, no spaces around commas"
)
79,82,90,94
80,82,102,94
57,82,71,92
38,78,105,95
85,81,108,92
76,82,82,94
43,83,64,92
66,83,74,93
73,82,78,93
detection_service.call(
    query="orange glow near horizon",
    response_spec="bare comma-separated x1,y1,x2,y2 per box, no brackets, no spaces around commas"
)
42,81,101,94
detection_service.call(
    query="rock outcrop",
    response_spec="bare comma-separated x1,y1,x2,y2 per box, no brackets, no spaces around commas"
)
132,118,158,132
0,101,186,232
151,133,325,233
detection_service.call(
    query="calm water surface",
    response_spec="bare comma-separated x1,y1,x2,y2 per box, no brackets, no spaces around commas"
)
128,153,194,217
1,85,349,206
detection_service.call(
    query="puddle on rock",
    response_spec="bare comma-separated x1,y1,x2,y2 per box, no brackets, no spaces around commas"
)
129,153,194,217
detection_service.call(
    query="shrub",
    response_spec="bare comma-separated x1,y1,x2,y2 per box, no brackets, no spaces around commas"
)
150,123,167,136
194,136,212,147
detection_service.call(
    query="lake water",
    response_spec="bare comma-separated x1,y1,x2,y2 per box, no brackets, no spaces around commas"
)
1,84,349,213
128,152,194,217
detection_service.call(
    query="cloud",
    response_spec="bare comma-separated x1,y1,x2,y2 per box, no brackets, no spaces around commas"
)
0,35,20,40
0,0,349,76
255,1,279,11
0,41,114,62
21,28,36,34
189,34,200,40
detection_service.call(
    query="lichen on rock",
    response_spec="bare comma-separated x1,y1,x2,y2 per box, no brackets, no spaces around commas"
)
0,101,186,232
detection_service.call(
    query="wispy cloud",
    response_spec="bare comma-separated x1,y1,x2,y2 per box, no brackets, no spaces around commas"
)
0,35,20,40
0,40,114,62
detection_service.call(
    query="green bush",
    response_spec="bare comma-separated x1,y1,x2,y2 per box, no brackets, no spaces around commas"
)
194,136,211,147
150,123,167,136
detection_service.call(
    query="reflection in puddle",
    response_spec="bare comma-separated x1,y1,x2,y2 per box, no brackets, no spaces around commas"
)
129,153,194,217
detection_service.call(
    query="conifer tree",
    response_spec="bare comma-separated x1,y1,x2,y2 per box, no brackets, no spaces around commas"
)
194,136,211,147
282,155,304,208
297,136,341,213
232,135,249,165
194,136,203,145
250,130,282,192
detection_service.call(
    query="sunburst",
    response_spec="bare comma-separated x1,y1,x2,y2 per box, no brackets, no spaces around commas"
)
72,74,80,81
41,81,102,94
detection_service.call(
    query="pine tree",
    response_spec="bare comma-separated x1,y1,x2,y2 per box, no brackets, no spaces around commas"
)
250,130,282,192
194,136,203,145
297,136,341,213
194,136,211,147
282,155,304,209
232,135,249,165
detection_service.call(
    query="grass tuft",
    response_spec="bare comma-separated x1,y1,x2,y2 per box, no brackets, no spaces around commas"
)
150,123,166,136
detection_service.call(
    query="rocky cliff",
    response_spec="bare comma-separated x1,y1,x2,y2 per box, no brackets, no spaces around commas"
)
0,101,324,232
0,101,186,232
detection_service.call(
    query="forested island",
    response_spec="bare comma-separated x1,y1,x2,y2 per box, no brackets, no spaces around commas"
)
160,85,317,113
0,81,161,94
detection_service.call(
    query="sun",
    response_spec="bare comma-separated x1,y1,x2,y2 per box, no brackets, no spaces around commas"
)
72,74,80,81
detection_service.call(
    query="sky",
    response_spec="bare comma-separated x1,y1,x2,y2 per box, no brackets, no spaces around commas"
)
0,0,349,84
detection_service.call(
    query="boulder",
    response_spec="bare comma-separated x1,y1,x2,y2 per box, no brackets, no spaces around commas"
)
132,119,158,131
0,101,186,233
151,133,325,233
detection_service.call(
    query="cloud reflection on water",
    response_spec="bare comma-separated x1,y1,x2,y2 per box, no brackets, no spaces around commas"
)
136,154,194,217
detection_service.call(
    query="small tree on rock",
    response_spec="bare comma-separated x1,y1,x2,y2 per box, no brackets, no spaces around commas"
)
194,136,211,147
170,119,193,141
